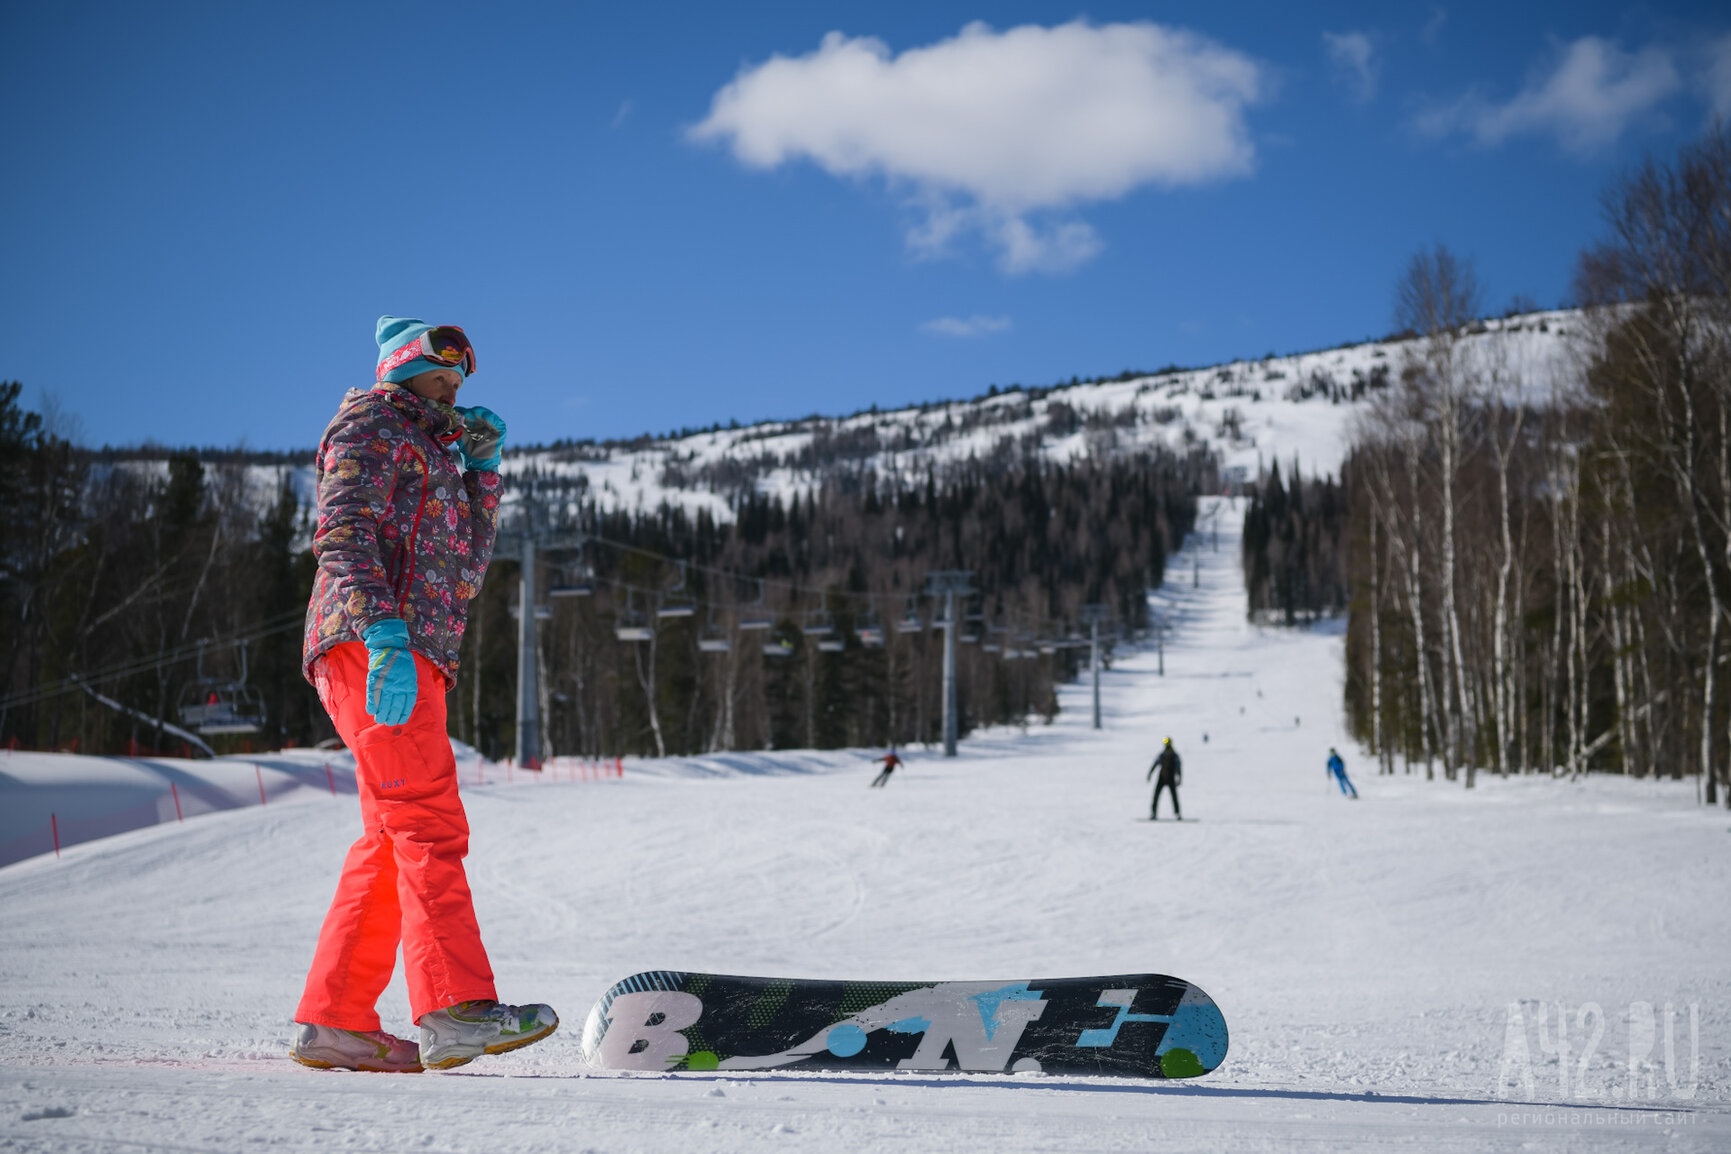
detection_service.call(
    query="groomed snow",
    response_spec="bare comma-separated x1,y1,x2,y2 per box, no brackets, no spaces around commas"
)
2,497,1726,1152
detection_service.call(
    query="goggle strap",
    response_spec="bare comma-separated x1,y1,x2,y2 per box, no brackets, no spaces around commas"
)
377,340,428,380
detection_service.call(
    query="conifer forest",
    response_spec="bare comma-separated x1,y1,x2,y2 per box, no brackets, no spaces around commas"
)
0,401,1203,759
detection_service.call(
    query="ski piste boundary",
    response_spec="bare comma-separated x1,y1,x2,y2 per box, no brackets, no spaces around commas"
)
580,971,1228,1079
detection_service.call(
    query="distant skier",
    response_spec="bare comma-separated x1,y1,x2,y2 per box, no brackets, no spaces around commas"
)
1327,747,1358,799
1147,737,1182,820
870,748,902,788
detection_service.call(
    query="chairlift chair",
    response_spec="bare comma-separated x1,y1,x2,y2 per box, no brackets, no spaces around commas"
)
982,621,1008,654
737,578,774,631
548,583,594,597
548,567,595,598
697,607,732,653
855,610,886,648
657,561,697,618
615,591,655,642
176,640,266,735
802,590,836,637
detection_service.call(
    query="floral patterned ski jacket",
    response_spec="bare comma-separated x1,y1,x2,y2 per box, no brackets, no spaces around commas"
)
302,383,502,684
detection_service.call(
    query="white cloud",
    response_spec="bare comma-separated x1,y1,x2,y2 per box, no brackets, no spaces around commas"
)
1323,31,1377,102
1417,37,1680,154
1421,8,1448,47
906,201,1102,275
1705,34,1731,120
920,314,1013,338
690,20,1264,274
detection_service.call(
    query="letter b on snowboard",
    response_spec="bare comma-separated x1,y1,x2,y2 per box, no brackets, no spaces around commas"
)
592,991,704,1069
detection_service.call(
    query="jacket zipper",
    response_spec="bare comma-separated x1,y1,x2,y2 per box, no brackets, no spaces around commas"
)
396,442,431,615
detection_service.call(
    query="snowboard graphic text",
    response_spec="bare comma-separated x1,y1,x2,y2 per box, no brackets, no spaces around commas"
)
580,971,1229,1080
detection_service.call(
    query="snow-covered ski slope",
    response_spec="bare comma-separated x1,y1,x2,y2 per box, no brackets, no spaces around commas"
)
514,311,1580,516
3,496,1726,1153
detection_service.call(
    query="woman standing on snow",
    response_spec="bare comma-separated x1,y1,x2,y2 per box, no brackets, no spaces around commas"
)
290,317,557,1074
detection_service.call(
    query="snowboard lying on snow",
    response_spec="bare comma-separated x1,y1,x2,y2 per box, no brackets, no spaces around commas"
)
579,970,1228,1079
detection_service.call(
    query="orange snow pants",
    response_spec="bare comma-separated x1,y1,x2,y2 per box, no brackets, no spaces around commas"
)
296,642,497,1029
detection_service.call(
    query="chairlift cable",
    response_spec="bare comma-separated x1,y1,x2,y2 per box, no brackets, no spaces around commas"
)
0,609,305,712
496,508,1140,650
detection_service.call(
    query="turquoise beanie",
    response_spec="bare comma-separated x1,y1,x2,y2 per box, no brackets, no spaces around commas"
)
375,315,471,384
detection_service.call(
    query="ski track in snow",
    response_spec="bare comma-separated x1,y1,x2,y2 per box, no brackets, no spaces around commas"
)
2,497,1728,1152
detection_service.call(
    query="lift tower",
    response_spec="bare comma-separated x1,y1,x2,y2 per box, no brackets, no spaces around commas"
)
492,486,584,768
925,570,975,757
1080,603,1113,730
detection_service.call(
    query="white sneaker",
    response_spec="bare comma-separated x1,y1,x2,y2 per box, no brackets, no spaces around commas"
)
290,1023,422,1073
419,1000,559,1070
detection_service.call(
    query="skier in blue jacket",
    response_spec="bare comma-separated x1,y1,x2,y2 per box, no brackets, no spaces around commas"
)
1327,747,1358,799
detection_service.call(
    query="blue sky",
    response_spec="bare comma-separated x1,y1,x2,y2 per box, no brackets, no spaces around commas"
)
3,2,1728,451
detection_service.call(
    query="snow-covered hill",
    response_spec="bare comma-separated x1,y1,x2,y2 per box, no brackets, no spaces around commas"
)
90,310,1582,531
510,310,1581,517
2,495,1725,1153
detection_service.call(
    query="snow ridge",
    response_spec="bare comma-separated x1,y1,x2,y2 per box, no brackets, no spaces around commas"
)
506,311,1581,517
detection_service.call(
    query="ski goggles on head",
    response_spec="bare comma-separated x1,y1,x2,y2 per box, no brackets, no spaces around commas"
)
377,325,477,380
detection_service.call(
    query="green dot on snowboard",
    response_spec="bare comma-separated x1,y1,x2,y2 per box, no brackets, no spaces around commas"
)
686,1050,719,1071
1159,1048,1205,1078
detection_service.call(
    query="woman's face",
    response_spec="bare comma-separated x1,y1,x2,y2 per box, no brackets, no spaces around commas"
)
404,368,463,406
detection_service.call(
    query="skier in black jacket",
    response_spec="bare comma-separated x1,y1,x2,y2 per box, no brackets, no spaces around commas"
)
1147,737,1182,820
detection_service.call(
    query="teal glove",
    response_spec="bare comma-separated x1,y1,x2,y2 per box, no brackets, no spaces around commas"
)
454,405,507,472
361,618,417,726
